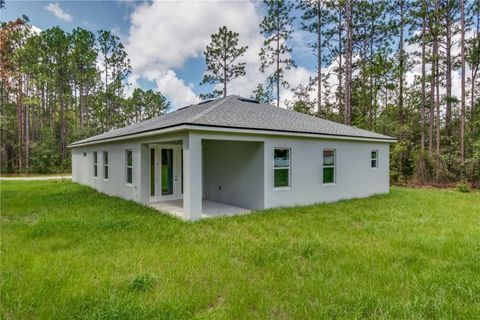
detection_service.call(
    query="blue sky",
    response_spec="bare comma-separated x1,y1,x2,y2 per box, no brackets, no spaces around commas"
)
1,1,323,109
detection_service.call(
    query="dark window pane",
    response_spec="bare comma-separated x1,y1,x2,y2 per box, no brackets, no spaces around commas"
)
371,160,377,168
104,151,108,164
161,149,173,195
323,149,335,166
93,152,97,164
323,167,335,184
150,149,155,196
126,150,133,166
274,169,289,188
104,166,108,179
371,150,377,160
274,149,290,167
94,165,97,177
127,167,133,184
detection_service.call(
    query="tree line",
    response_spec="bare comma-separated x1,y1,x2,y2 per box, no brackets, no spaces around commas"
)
201,0,479,186
1,14,170,173
1,0,479,186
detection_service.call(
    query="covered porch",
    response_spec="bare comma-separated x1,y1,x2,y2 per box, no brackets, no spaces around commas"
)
143,133,264,220
150,199,250,219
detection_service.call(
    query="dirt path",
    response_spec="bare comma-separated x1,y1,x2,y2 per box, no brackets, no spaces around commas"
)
0,176,72,181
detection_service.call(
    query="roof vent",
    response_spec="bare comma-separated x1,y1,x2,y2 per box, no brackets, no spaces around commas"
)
198,99,214,105
238,97,259,104
177,105,192,111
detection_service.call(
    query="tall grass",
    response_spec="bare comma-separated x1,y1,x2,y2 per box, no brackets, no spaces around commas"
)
1,181,479,319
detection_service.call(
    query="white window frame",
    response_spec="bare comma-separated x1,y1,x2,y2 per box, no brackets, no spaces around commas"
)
371,150,378,169
93,151,98,178
322,148,336,185
273,148,291,190
103,151,109,180
125,149,133,185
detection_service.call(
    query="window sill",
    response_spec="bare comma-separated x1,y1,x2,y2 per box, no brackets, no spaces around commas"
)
323,183,336,187
125,183,133,187
274,186,291,191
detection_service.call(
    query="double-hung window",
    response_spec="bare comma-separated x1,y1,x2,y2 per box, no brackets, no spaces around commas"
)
371,150,378,168
125,149,133,184
103,151,109,180
93,151,98,177
274,148,290,188
323,149,335,184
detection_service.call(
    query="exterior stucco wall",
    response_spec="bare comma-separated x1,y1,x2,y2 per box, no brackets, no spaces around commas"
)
71,141,142,202
262,136,390,208
203,140,264,210
71,132,187,205
71,129,391,219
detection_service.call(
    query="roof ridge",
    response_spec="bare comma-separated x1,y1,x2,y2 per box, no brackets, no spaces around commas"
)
188,95,235,123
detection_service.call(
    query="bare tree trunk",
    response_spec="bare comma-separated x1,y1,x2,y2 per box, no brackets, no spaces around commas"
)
317,0,322,116
445,10,453,139
223,49,227,97
79,84,84,128
368,0,375,129
398,0,405,129
460,0,465,164
435,52,441,157
16,75,23,172
429,1,440,157
60,89,66,164
344,0,352,125
472,67,478,121
25,79,29,170
420,2,426,151
338,10,343,119
429,51,435,157
276,29,280,108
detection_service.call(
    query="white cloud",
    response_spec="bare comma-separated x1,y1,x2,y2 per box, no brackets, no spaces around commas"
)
125,0,267,108
31,25,42,35
45,3,73,22
123,0,326,110
147,69,200,107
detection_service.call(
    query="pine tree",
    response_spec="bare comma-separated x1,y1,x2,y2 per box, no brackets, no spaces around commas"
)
344,0,353,125
251,83,274,104
259,0,296,108
200,26,248,98
460,0,466,163
297,0,326,115
70,28,97,128
96,30,131,131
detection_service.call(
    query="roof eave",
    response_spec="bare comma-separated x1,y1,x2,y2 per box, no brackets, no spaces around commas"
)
68,123,396,148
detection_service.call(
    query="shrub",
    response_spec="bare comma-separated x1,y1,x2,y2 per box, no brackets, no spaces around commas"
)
432,156,454,184
30,128,59,173
412,151,434,184
457,182,471,193
129,273,156,292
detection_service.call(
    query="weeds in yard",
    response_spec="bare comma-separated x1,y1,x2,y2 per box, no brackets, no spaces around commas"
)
1,181,479,319
129,274,157,292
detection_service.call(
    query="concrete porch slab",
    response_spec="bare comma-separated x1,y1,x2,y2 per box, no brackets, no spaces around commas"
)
149,199,250,219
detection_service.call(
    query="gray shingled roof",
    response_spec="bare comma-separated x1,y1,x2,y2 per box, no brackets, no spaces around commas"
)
70,95,395,146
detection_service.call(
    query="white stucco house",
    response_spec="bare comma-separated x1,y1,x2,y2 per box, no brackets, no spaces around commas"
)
69,95,396,220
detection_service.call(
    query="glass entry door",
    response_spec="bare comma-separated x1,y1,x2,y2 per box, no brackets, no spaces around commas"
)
149,145,182,202
161,149,174,195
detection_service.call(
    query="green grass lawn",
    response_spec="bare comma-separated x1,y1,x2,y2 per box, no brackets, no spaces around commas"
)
1,181,479,319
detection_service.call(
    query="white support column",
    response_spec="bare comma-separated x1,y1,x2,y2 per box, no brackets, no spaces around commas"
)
183,132,202,221
138,143,150,205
